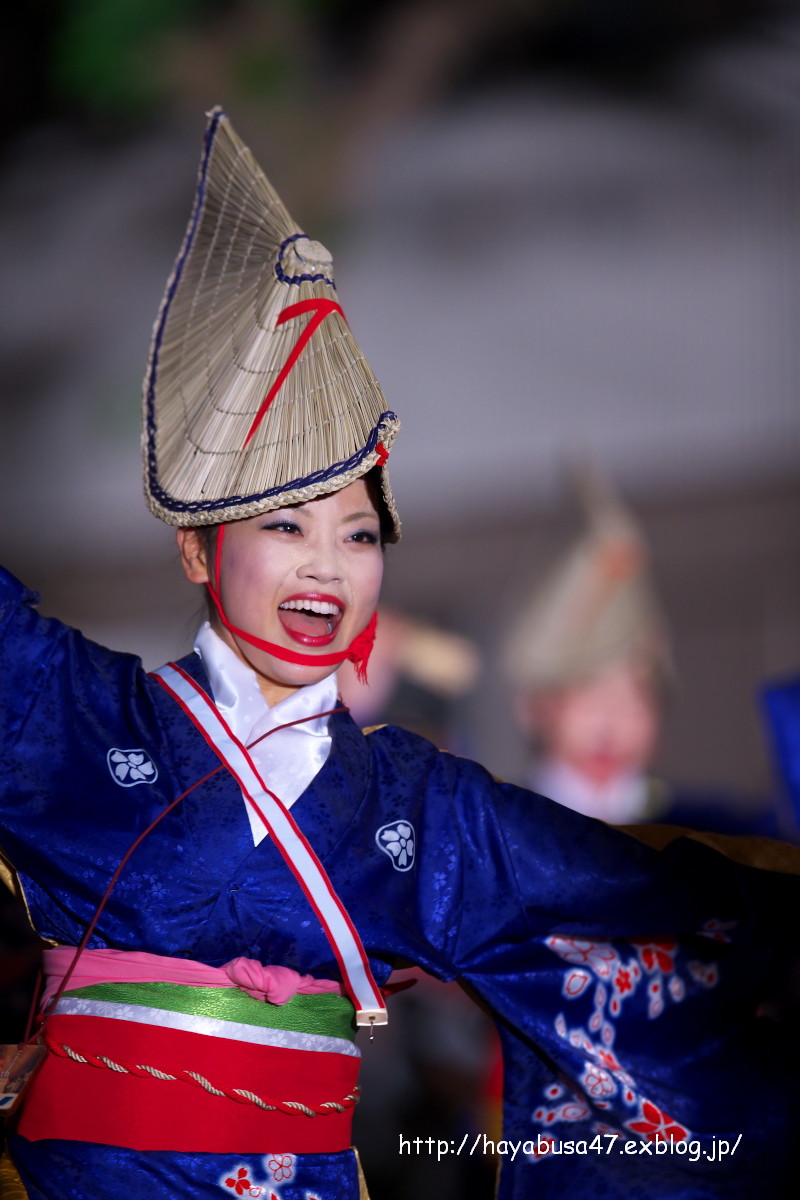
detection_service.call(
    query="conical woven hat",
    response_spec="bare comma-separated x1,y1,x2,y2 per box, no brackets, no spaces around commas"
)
501,468,671,690
143,107,400,535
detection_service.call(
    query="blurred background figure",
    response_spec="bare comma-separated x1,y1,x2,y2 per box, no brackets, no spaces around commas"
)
501,465,670,823
501,465,790,835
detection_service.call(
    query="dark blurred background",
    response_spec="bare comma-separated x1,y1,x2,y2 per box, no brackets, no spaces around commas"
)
3,0,800,804
2,0,800,1192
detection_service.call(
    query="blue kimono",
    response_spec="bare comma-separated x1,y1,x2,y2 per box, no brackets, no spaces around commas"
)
763,676,800,830
2,564,799,1199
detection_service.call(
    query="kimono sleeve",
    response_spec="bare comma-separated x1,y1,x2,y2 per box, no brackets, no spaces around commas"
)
0,564,147,809
762,675,800,829
0,565,68,745
417,749,797,967
411,747,800,1194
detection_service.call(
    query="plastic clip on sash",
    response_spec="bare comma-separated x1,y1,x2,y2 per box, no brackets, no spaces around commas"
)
151,662,388,1028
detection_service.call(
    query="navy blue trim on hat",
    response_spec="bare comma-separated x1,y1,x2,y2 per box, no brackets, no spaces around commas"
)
147,411,397,518
275,233,337,288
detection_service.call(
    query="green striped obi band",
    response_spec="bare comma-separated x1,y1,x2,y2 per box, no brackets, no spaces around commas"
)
55,980,360,1057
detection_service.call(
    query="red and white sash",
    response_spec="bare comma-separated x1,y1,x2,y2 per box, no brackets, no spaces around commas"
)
151,661,387,1027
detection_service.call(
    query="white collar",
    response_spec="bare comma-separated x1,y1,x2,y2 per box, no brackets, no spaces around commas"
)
193,622,339,843
194,621,338,736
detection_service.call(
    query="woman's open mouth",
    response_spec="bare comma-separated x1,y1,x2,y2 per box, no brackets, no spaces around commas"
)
277,594,345,647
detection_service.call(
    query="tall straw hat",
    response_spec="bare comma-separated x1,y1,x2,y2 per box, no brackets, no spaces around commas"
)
501,465,672,691
142,107,400,536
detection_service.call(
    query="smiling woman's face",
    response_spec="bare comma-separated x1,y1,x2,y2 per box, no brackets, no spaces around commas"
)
177,479,384,706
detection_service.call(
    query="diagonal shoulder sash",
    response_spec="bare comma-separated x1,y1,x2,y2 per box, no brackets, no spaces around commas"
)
151,661,387,1027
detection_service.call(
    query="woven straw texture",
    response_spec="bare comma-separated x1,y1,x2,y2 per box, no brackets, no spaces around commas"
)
143,107,399,533
501,469,671,690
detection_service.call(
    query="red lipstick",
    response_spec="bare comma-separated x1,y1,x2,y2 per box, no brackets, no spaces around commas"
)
277,592,345,647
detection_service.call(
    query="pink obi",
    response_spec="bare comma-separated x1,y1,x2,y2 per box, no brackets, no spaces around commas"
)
42,945,342,1009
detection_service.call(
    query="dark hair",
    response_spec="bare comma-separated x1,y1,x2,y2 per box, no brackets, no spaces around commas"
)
197,523,219,568
363,465,395,546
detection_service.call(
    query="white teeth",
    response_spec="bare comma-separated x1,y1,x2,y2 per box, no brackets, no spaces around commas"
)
279,599,342,616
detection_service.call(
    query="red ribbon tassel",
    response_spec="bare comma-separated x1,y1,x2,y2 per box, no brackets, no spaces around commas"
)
347,611,377,684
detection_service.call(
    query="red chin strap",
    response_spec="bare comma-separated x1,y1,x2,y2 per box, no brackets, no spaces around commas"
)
205,525,377,683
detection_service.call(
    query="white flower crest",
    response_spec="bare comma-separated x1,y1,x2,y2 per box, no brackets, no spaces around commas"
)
107,748,158,787
376,820,416,871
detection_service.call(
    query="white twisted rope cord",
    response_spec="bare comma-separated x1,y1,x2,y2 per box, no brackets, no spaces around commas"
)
47,1038,359,1117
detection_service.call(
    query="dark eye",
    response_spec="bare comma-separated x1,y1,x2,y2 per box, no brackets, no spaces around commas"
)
262,519,301,534
349,529,379,545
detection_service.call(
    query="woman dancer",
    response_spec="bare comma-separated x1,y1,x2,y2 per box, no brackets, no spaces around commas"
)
1,108,798,1200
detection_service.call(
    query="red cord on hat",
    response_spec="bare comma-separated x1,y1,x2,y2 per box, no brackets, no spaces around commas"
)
243,298,346,449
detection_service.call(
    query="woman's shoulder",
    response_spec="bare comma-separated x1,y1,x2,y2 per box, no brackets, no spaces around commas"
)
360,720,451,765
358,720,504,802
